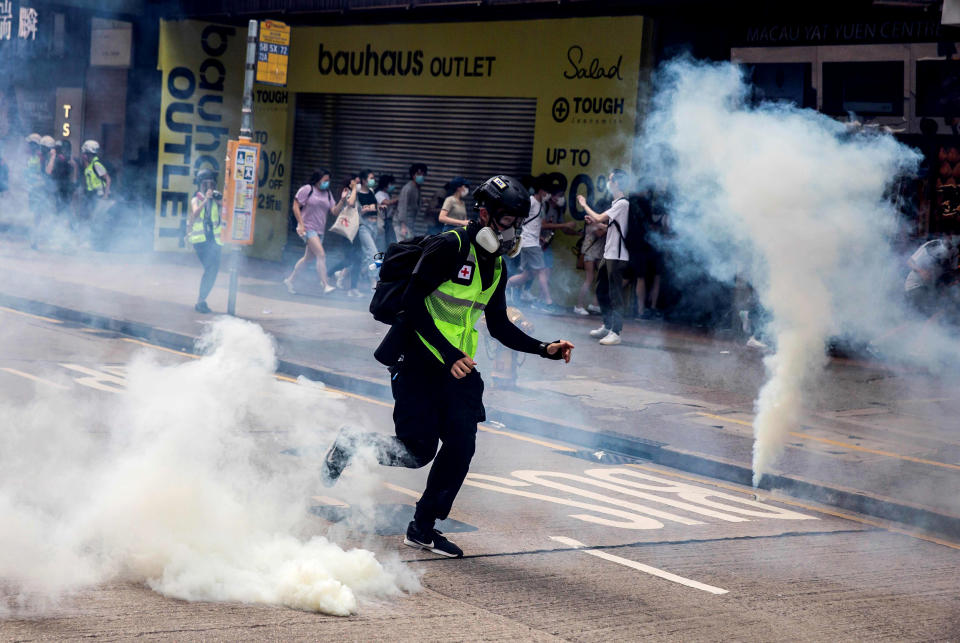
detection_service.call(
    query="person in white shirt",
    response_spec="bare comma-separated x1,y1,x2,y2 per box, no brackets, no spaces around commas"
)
904,235,960,317
506,174,574,308
578,169,631,345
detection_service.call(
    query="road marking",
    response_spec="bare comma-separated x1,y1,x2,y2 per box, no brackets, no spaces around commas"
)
115,336,576,453
696,411,960,472
384,482,422,499
625,463,960,551
0,306,62,324
475,425,575,452
466,474,669,529
549,536,729,595
0,367,69,389
58,363,126,393
120,337,198,358
311,495,349,507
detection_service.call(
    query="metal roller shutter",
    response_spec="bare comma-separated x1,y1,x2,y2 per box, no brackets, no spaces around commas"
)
290,93,536,241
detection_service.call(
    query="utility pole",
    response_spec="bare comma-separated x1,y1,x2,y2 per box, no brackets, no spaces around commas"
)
227,19,259,316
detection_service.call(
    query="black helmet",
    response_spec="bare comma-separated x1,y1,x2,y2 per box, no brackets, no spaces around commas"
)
195,168,217,185
473,175,529,223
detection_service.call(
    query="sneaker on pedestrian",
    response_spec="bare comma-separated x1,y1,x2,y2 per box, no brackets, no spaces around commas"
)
323,284,336,295
589,325,610,338
283,276,297,295
520,289,535,303
403,521,463,558
320,427,357,487
334,269,346,290
347,288,363,298
573,306,590,316
587,304,602,314
598,331,621,346
194,301,212,314
746,336,768,350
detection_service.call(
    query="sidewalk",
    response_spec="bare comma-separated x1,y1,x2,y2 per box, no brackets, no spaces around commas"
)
2,237,959,538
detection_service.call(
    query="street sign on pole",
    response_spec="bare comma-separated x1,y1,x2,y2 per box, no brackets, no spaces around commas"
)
256,20,290,87
222,139,260,246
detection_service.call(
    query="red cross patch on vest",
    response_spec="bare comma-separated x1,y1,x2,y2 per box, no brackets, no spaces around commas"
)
453,261,474,285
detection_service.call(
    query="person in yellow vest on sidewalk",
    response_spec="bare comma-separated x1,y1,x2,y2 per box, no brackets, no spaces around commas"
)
320,174,575,558
80,140,110,206
186,168,223,314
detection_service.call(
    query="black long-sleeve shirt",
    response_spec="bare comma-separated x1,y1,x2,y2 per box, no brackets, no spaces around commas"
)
402,223,544,368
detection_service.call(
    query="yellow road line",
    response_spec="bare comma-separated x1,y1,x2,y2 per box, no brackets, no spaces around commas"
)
384,482,422,499
0,367,70,389
477,425,575,451
696,412,960,472
120,337,199,358
625,463,960,551
0,306,62,324
129,337,572,452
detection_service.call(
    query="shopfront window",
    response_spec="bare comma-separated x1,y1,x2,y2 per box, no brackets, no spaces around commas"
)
742,62,814,109
821,61,904,116
916,59,960,117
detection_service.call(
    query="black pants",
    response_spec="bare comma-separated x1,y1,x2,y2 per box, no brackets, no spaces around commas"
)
193,240,222,304
596,259,628,334
364,356,485,527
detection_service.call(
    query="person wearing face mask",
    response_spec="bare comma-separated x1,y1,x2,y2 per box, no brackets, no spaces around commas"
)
397,162,427,240
320,174,575,558
438,177,472,232
375,174,399,248
284,169,339,295
506,174,575,309
349,169,383,292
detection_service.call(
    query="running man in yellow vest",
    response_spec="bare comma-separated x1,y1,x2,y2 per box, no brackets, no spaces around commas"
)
321,175,574,558
186,168,224,313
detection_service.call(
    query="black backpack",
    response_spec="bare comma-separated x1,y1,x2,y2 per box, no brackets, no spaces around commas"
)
368,231,471,325
609,195,650,266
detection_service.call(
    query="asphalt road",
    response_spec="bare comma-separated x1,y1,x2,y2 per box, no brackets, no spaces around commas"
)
1,308,959,641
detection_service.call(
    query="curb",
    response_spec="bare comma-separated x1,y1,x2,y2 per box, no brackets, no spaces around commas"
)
2,292,959,541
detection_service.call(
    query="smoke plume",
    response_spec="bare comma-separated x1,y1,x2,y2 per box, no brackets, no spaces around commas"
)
639,58,928,485
0,318,418,615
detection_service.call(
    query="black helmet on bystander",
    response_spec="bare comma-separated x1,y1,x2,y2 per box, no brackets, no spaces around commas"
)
195,168,217,186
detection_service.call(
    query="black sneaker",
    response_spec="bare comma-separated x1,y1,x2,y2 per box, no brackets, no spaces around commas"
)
320,427,355,487
403,521,463,558
194,301,212,314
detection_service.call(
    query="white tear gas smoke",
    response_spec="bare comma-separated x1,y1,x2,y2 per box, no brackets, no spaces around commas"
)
639,58,937,486
0,318,418,615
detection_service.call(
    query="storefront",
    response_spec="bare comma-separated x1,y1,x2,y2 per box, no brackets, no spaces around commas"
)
0,0,138,229
154,16,646,265
731,15,960,236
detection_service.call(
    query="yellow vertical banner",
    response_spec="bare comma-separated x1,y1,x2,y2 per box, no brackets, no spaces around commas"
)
248,85,291,259
155,20,289,259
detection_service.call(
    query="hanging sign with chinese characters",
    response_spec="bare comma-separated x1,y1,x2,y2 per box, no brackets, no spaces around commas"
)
0,2,38,42
222,139,260,245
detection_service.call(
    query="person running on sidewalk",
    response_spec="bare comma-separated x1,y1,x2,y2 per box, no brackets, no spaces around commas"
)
284,169,339,295
578,169,631,346
320,174,575,558
186,168,223,314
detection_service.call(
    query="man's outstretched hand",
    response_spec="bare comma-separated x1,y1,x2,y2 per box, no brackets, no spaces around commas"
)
450,354,477,379
545,340,574,363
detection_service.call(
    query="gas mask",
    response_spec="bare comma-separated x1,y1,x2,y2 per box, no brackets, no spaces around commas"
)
476,220,522,258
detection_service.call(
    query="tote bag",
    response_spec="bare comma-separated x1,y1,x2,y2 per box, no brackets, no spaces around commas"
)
329,202,359,242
